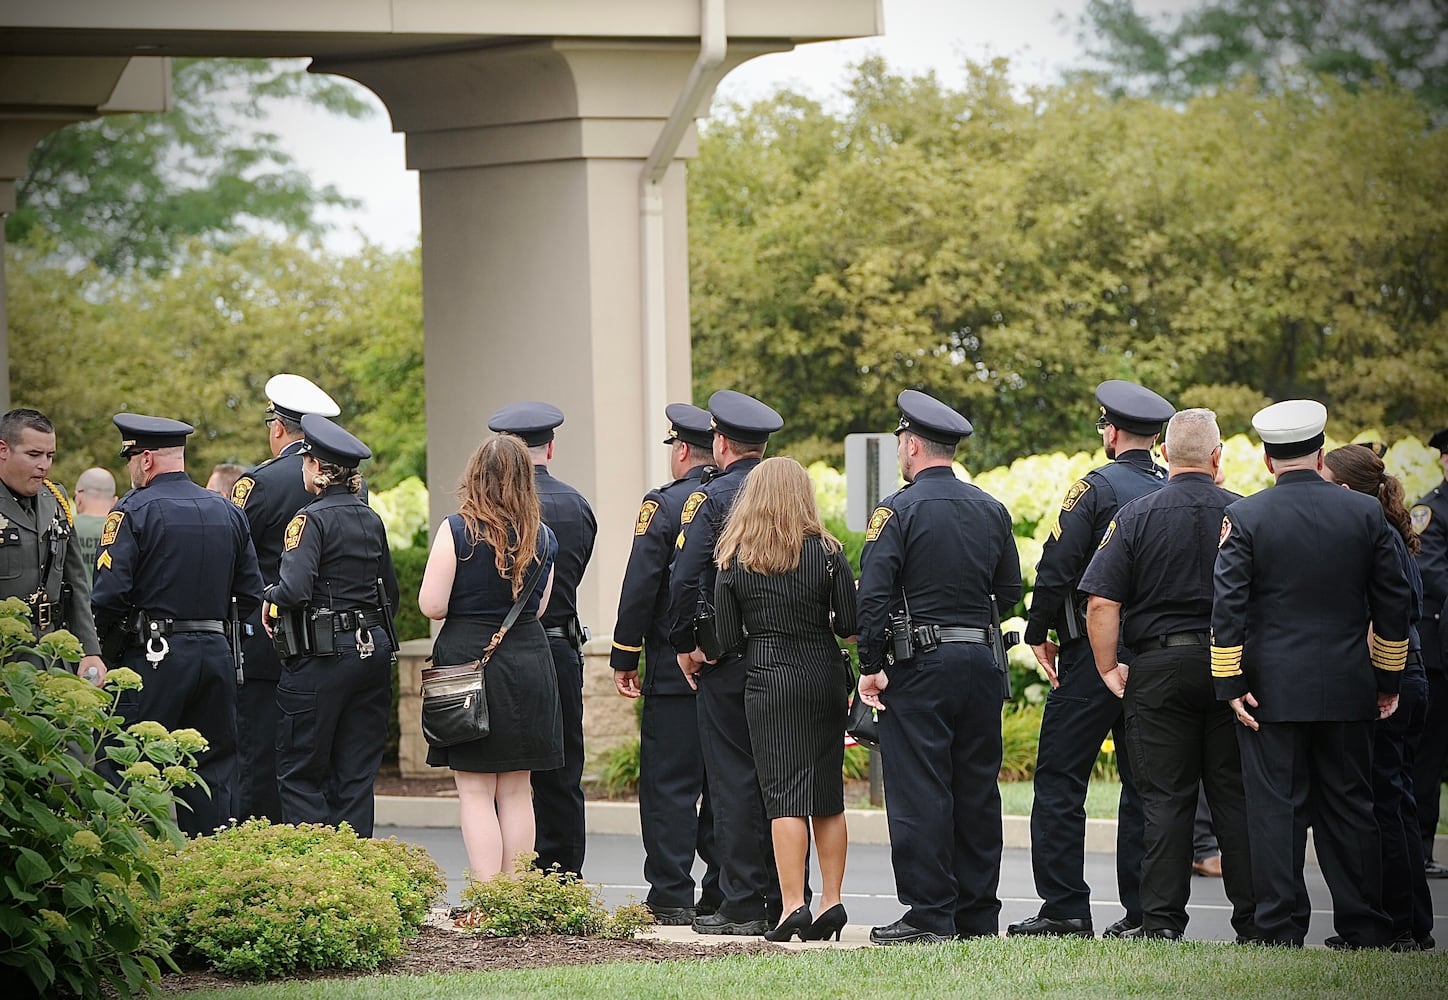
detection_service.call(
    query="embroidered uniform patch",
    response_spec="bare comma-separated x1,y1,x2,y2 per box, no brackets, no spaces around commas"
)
680,491,707,525
231,476,255,508
1060,479,1091,512
865,506,894,542
1219,516,1232,547
635,500,659,536
284,514,307,551
100,511,125,547
1098,519,1116,550
1411,504,1432,535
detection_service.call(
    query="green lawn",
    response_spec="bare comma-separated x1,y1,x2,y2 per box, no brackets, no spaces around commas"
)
184,938,1447,999
998,781,1448,834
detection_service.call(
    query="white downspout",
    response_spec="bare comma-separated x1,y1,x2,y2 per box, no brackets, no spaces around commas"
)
640,0,726,487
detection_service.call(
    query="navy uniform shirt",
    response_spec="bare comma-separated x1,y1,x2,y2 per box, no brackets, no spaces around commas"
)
265,486,400,613
612,464,709,694
1211,469,1411,721
1024,449,1167,645
92,471,263,643
1411,479,1448,626
856,466,1022,673
535,466,597,631
669,456,761,652
231,442,311,584
1079,472,1240,650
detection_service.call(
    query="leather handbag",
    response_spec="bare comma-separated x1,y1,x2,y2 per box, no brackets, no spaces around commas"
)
419,550,547,749
846,696,880,750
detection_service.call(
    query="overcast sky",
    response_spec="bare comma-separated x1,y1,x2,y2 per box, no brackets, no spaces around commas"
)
272,0,1192,252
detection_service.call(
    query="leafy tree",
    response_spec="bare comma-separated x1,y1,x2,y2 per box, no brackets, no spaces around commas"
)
7,58,371,273
1074,0,1448,111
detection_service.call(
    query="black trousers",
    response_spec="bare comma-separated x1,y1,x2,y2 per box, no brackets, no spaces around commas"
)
1122,647,1255,937
235,671,283,823
532,635,587,876
1374,662,1432,941
104,635,239,837
696,656,779,920
1030,636,1143,922
639,692,720,908
1237,719,1392,946
879,645,1003,937
274,634,392,838
1412,617,1448,859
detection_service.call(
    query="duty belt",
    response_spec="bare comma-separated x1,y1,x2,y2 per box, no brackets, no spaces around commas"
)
327,608,386,633
153,618,226,635
28,599,62,631
1132,630,1210,655
915,624,990,646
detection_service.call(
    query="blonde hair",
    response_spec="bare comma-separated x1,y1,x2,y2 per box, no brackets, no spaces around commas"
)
456,435,543,599
716,457,840,574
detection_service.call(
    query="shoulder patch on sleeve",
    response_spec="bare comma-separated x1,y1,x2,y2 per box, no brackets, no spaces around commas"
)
1060,479,1092,512
1097,519,1116,550
283,513,307,551
634,499,660,536
100,510,125,547
1219,515,1232,548
230,476,255,508
680,491,707,525
1411,504,1431,535
43,480,73,525
864,506,895,542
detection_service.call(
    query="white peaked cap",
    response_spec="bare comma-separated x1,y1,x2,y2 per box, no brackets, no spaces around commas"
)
265,373,341,419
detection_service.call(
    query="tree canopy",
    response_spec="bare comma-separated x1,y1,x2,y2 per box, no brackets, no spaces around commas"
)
688,57,1448,468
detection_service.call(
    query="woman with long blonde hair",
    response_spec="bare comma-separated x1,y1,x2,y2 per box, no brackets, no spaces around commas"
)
418,434,561,879
714,456,858,942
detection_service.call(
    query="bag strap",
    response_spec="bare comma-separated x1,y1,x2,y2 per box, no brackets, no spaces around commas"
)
480,543,549,667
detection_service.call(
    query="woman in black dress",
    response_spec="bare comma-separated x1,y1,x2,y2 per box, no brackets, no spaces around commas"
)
714,457,858,941
266,415,400,838
418,434,561,879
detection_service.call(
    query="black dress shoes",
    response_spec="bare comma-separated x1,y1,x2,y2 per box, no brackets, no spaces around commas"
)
693,910,769,936
1119,926,1182,941
1425,859,1448,879
870,919,948,945
1103,916,1142,938
647,904,697,926
1006,914,1094,938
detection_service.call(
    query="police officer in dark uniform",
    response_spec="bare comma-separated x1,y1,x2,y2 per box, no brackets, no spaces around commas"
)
0,408,105,684
669,390,784,936
1009,380,1172,939
611,403,721,924
1212,399,1410,948
1079,408,1256,942
229,374,342,822
1411,427,1448,878
856,391,1022,944
93,414,264,837
489,401,597,877
264,415,399,838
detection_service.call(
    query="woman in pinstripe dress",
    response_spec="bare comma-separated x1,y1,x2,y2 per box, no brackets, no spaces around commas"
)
714,457,858,941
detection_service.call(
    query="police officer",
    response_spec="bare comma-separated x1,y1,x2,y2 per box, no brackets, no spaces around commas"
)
856,391,1021,944
264,415,399,838
229,374,342,822
1079,408,1256,942
1009,380,1172,939
669,390,784,936
489,401,597,877
611,403,721,924
1411,427,1448,879
93,414,264,837
1212,400,1409,948
0,408,104,683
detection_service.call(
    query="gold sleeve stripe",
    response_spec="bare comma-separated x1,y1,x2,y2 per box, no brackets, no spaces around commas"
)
611,641,643,653
1370,634,1409,672
1211,644,1243,678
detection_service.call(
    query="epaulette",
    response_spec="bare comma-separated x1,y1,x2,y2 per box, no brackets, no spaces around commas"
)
43,480,73,525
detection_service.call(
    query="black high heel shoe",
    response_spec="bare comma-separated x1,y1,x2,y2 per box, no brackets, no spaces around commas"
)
764,905,814,942
801,903,848,941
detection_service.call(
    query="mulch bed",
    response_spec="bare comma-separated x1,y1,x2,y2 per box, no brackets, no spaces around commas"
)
154,925,779,993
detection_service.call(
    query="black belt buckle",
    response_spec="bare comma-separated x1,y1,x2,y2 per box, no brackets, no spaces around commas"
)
36,602,53,631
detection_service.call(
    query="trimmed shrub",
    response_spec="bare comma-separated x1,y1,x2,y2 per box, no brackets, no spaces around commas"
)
0,598,199,1000
146,820,445,979
590,738,641,798
456,853,652,938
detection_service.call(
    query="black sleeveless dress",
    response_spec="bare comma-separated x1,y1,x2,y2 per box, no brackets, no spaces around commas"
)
425,516,564,773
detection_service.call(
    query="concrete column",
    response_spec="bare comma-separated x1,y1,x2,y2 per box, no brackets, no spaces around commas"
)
318,40,782,640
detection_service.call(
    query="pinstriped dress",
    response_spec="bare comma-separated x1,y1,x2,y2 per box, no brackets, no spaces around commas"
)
715,537,859,819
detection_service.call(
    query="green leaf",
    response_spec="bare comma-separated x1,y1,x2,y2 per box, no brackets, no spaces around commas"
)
15,846,54,885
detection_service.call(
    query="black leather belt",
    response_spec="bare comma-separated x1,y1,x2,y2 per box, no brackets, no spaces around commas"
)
543,626,569,640
29,600,62,631
1132,630,1210,655
330,609,386,632
165,619,226,634
917,625,990,645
